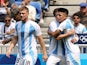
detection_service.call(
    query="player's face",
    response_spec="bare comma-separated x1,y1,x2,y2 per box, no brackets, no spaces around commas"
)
20,9,29,22
55,12,67,23
5,17,11,27
73,16,80,24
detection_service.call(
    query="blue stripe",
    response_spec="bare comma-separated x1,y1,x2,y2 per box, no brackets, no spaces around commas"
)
53,41,58,54
29,24,35,35
66,42,79,65
66,21,73,29
29,25,35,65
62,39,65,56
21,23,25,56
15,23,18,34
49,36,52,45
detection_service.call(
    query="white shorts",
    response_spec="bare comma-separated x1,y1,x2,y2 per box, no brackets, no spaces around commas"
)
15,55,37,65
66,53,81,65
46,54,66,65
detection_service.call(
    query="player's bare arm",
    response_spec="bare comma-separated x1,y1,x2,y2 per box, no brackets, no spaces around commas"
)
56,29,75,40
37,35,48,61
48,29,61,38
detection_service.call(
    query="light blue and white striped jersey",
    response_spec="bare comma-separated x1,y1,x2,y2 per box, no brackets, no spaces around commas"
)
48,20,65,56
14,20,42,61
58,18,80,54
74,23,87,33
58,18,80,65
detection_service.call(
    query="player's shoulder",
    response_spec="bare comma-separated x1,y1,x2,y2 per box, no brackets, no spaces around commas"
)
16,21,21,24
29,20,40,27
50,20,59,26
15,21,22,27
65,18,72,22
64,18,73,25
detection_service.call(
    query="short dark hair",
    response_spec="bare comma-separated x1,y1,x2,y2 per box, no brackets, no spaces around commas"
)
53,8,59,17
53,8,69,17
72,12,83,19
57,8,69,15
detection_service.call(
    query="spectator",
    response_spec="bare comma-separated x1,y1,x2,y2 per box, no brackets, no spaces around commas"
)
1,15,15,44
42,0,49,11
20,0,36,21
33,0,49,11
6,6,48,65
77,2,87,26
72,12,87,33
0,0,9,7
30,1,42,23
8,0,15,7
30,0,45,24
11,3,21,22
71,11,87,54
0,0,15,7
0,0,10,22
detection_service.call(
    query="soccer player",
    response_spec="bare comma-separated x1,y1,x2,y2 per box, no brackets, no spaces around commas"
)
6,6,48,65
46,8,66,65
48,8,80,65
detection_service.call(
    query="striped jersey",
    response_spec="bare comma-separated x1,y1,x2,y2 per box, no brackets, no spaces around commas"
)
58,18,80,54
48,20,65,56
58,18,80,65
14,20,42,60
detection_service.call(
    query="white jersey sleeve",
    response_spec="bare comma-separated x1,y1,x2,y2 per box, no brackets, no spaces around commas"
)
58,18,74,32
33,22,42,36
49,21,58,32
